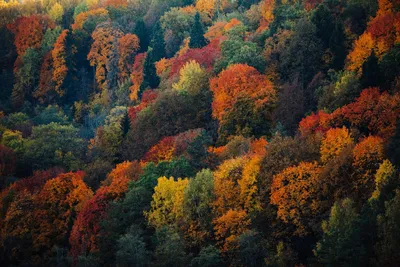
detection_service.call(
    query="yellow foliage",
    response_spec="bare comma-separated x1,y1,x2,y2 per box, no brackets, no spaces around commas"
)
239,155,262,212
147,176,189,228
320,127,354,164
172,60,208,95
346,33,374,74
48,2,64,23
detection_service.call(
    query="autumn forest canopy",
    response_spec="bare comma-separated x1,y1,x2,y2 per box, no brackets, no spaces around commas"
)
0,0,400,266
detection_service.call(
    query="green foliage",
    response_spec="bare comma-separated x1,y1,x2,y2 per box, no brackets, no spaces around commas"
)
41,26,62,54
154,226,191,267
215,27,266,72
190,245,222,267
189,12,208,49
314,198,365,267
115,228,151,267
25,122,84,170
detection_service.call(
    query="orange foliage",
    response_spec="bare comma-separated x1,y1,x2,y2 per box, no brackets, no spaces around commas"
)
88,23,123,90
346,33,374,74
155,58,172,76
352,136,385,195
299,111,331,137
213,209,250,252
101,0,128,8
118,33,140,82
33,172,93,253
129,52,146,100
204,21,227,41
72,8,109,32
300,88,400,140
347,1,400,72
210,64,276,123
52,30,69,96
35,52,54,102
106,161,142,196
7,15,55,58
258,0,275,32
333,88,400,139
143,129,202,164
320,127,354,164
270,161,323,236
223,18,242,32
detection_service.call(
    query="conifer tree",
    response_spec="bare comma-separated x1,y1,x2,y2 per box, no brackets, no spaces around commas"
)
134,19,149,53
149,22,166,62
189,12,208,49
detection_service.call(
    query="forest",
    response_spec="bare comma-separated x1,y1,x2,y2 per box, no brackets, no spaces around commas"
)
0,0,399,266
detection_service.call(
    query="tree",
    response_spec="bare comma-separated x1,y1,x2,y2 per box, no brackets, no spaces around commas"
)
172,60,208,95
311,3,334,49
115,228,150,267
190,245,222,267
314,198,365,267
360,50,380,88
52,30,70,96
154,226,190,267
189,12,208,48
270,161,324,236
149,22,166,62
280,18,323,87
33,172,93,260
210,64,276,139
48,3,64,23
87,22,123,90
25,122,84,171
375,190,400,266
320,127,354,164
7,15,55,58
118,33,140,82
146,176,189,228
213,209,251,253
12,48,41,108
352,136,385,199
135,19,149,53
140,47,160,92
183,169,215,246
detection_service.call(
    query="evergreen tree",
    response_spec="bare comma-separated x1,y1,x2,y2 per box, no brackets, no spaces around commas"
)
135,19,149,53
189,12,208,49
314,199,365,267
149,22,166,62
140,48,160,95
311,3,334,49
361,50,380,88
329,21,346,70
121,111,130,137
387,120,400,167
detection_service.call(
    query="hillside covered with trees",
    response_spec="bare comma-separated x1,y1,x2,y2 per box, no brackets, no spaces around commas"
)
0,0,400,266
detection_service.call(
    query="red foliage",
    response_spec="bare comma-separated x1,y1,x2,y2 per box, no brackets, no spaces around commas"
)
7,15,55,58
35,52,55,102
299,88,400,139
143,129,202,163
129,52,147,100
128,89,158,124
69,187,110,258
169,39,222,78
0,145,16,177
299,111,331,137
69,161,141,258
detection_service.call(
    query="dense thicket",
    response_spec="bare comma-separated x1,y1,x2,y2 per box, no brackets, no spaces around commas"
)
0,0,399,266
